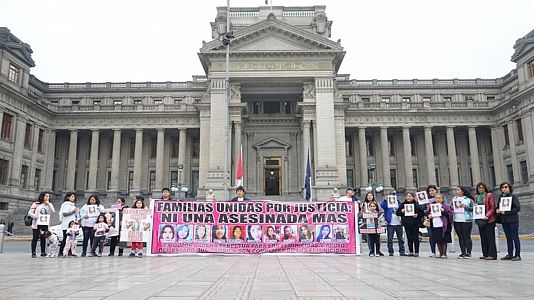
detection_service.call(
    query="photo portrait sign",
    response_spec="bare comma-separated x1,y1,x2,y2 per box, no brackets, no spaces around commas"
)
120,208,152,242
149,200,357,255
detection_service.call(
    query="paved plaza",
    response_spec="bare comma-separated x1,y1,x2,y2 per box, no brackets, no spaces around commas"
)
1,241,533,300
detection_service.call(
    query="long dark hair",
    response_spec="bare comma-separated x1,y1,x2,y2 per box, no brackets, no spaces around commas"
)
426,185,438,197
86,194,100,205
36,192,51,204
457,186,474,200
133,195,145,208
499,181,513,193
64,192,76,202
475,182,490,194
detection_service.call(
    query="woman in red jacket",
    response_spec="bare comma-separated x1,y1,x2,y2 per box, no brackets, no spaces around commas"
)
475,182,497,260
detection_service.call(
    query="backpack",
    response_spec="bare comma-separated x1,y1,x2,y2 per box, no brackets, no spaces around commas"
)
24,214,33,226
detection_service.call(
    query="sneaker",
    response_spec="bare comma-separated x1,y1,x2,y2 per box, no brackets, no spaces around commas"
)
81,253,86,257
40,253,47,257
465,253,472,258
479,256,486,259
485,257,496,260
462,255,469,259
429,254,436,258
441,255,448,259
71,254,78,258
98,253,102,257
137,252,143,258
512,256,522,261
129,252,136,257
31,253,36,258
377,252,385,257
501,255,513,260
399,252,408,257
108,253,115,256
413,253,419,257
458,254,465,259
369,252,375,257
389,253,394,256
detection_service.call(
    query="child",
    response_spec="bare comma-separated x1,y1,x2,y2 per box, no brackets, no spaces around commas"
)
130,196,146,258
63,221,80,257
367,202,381,257
45,231,59,258
92,214,109,257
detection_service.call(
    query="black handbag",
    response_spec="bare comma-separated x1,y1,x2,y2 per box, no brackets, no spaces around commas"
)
24,214,33,226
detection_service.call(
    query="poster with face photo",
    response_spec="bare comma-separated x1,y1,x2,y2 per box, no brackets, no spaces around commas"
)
453,199,464,213
36,214,50,225
87,205,100,218
404,203,415,217
431,203,442,217
416,191,429,205
387,195,398,208
103,209,120,237
500,197,512,212
120,208,152,242
474,205,486,219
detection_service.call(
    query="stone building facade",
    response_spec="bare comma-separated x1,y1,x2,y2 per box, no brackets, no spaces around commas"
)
1,6,534,227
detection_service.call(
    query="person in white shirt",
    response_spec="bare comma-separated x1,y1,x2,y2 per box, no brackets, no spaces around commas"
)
338,188,355,201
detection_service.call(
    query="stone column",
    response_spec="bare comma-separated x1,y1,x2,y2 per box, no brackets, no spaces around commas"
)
43,130,56,190
198,105,210,196
155,129,165,190
178,129,187,183
206,79,227,197
402,127,415,190
507,121,520,182
132,129,143,194
28,126,40,190
468,126,481,185
358,127,368,189
446,126,459,186
380,127,391,189
9,119,25,187
522,112,534,181
424,126,436,185
335,109,347,187
352,132,359,187
65,129,78,191
490,126,504,187
87,129,100,192
109,129,121,191
234,122,242,186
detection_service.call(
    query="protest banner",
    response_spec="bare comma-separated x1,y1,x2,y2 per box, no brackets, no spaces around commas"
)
358,212,386,234
120,208,152,242
149,200,357,255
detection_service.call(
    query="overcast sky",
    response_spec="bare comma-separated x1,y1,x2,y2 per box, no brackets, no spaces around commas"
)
1,0,533,83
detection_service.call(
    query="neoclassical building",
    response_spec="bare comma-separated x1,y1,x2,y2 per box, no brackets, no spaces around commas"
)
1,5,534,224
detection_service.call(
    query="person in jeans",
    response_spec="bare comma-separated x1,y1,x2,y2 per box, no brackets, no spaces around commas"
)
58,192,78,257
496,182,521,261
380,192,406,256
475,182,497,260
452,186,474,259
28,192,55,258
79,195,105,257
396,192,424,257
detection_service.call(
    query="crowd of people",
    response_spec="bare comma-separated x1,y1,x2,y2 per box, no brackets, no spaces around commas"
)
26,182,522,261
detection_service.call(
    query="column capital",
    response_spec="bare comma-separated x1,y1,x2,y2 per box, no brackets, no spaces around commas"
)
468,125,478,129
380,126,389,130
91,128,100,132
424,125,433,130
446,125,455,129
112,128,122,132
135,128,144,132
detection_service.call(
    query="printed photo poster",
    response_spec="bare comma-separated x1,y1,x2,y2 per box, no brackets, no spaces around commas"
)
36,214,50,225
87,205,100,218
387,195,398,208
453,198,464,213
474,205,486,219
150,200,358,255
500,197,512,212
416,191,429,205
103,209,120,237
431,203,442,217
120,208,152,242
358,212,386,234
404,204,415,217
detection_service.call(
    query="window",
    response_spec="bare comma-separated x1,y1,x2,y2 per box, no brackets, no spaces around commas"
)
52,170,57,191
170,171,178,188
346,169,354,188
8,64,20,83
368,168,375,182
20,165,29,189
366,136,374,156
0,159,9,185
93,100,101,105
192,139,200,158
423,97,431,102
72,100,80,105
402,97,411,102
128,171,134,192
171,137,179,158
283,101,291,114
506,164,514,184
390,169,397,190
361,97,370,103
520,161,528,184
134,99,142,105
410,135,416,156
150,137,157,158
345,138,353,157
435,168,440,187
154,99,162,105
129,137,135,159
432,136,437,156
113,100,122,105
24,123,33,148
528,59,534,78
34,169,41,191
253,101,260,114
1,113,13,140
516,119,524,143
107,171,112,190
503,125,510,146
85,171,90,190
37,129,44,152
443,96,452,101
388,137,394,156
381,97,390,102
464,95,474,101
486,96,495,101
413,168,419,188
149,171,156,193
0,202,7,210
263,101,280,114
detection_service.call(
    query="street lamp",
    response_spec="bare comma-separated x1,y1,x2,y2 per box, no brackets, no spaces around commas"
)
365,181,384,200
171,183,188,200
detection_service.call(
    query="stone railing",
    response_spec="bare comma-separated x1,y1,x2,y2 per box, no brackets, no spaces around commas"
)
51,103,192,113
350,100,495,110
338,78,501,87
44,81,206,91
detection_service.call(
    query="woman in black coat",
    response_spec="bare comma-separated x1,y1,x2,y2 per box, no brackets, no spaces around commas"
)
496,182,521,261
396,192,425,257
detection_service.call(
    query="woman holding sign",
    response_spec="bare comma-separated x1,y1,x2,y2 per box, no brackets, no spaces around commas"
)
475,182,497,260
28,192,55,258
496,182,521,261
426,194,453,259
452,186,474,259
79,195,105,257
396,192,424,257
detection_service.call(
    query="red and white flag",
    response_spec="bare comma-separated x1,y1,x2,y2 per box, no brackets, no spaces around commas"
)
235,145,243,187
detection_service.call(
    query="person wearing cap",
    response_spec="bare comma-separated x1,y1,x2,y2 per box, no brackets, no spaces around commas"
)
230,186,250,202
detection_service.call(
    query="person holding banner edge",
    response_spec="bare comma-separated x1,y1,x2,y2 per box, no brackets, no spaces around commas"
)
230,186,250,201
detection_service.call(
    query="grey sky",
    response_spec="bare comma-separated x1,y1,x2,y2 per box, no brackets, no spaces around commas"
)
1,0,533,83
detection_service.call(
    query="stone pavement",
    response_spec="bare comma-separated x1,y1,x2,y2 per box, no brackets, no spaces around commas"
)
1,250,533,300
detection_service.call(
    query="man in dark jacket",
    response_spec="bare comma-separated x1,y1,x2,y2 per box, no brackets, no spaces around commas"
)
230,186,250,202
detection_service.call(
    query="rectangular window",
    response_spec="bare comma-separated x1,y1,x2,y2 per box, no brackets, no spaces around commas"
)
8,64,20,83
361,97,370,103
381,97,390,102
113,100,122,105
346,169,354,188
107,171,112,190
170,171,178,188
368,168,375,183
528,59,534,78
423,97,431,102
443,96,452,101
128,170,134,192
37,129,44,152
149,171,156,193
435,168,440,187
192,139,200,158
503,125,510,146
0,202,8,210
486,96,495,101
345,138,353,157
402,97,411,102
413,168,419,189
283,101,291,114
171,137,178,158
72,100,80,105
134,99,142,105
1,113,13,140
154,99,162,105
150,137,157,158
506,164,514,184
20,165,29,189
24,123,33,148
366,136,374,156
34,169,41,191
129,138,135,159
0,159,9,185
520,161,528,184
263,101,280,114
388,136,394,156
390,169,397,190
253,101,260,114
516,119,524,143
410,135,416,156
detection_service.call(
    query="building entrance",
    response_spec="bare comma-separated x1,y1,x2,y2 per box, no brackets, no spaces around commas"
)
264,157,281,195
